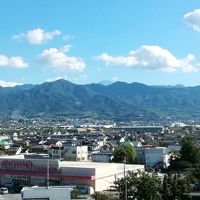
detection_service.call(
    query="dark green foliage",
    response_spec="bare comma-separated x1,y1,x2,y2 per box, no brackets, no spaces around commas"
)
179,135,200,163
115,171,162,200
112,144,137,164
162,174,192,200
162,175,172,200
92,192,119,200
115,172,191,200
136,172,162,200
71,189,80,199
191,167,200,180
170,135,200,171
169,160,193,171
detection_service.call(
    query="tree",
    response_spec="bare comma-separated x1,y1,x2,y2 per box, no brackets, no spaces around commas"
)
71,189,80,199
175,176,192,200
92,192,119,200
189,166,200,181
115,171,162,200
136,172,162,200
179,135,200,164
162,175,172,200
115,171,191,200
112,144,136,164
170,135,200,171
162,174,192,200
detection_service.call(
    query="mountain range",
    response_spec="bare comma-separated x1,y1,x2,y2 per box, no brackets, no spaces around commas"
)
1,79,200,120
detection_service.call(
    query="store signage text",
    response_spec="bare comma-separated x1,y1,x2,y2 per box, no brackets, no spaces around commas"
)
1,160,32,170
0,160,57,172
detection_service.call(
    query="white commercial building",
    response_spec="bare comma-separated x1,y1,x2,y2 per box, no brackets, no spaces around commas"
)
0,155,144,191
21,186,72,200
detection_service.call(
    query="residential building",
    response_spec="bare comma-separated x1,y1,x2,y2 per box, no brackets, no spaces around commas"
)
63,145,88,161
136,147,169,168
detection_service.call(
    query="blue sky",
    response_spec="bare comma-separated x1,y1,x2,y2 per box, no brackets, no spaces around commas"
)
1,0,200,86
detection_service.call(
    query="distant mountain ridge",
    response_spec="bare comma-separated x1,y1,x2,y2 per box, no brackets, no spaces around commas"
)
151,84,186,88
1,79,200,120
98,80,113,86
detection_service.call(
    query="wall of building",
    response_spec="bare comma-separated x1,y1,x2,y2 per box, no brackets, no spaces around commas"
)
94,165,117,191
63,146,88,161
91,153,111,163
145,147,167,167
0,156,144,192
22,187,71,200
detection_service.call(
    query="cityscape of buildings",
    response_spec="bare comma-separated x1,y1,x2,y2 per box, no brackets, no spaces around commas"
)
1,0,200,199
0,118,199,199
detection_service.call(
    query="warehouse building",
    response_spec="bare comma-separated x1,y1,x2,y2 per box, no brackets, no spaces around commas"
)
0,155,144,191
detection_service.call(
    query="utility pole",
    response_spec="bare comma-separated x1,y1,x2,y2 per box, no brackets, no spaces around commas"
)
59,145,61,160
51,148,53,160
80,140,82,161
47,158,49,188
124,157,127,200
57,141,62,161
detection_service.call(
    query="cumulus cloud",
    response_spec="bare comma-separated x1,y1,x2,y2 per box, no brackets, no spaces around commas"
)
184,9,200,31
0,55,28,68
37,45,85,71
12,28,61,44
97,45,198,72
0,80,23,87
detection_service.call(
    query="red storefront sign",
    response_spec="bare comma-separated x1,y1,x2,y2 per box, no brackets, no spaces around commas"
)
0,160,58,172
1,160,32,170
0,160,96,180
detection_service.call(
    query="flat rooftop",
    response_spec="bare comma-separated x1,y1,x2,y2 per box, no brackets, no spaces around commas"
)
0,155,24,159
59,161,144,170
0,155,144,170
22,186,73,191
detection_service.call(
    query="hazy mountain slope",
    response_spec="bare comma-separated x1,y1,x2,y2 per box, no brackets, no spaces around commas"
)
1,79,200,120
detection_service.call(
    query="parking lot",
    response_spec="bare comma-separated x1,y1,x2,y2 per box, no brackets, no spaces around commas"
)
0,194,21,200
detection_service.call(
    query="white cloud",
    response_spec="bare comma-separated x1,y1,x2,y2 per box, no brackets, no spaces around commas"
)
97,45,198,72
59,45,72,53
184,9,200,31
45,76,68,82
0,80,23,87
11,33,25,41
12,28,61,44
0,55,28,68
37,45,85,71
62,34,74,40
